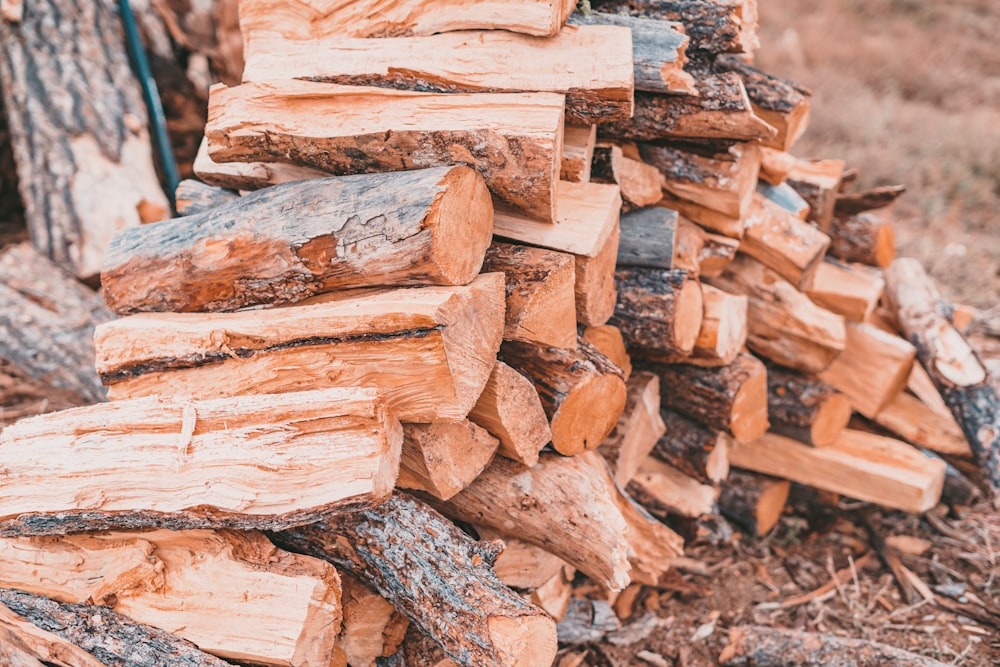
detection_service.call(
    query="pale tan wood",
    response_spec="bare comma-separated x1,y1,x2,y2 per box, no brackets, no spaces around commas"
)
673,216,704,275
193,137,328,191
561,125,596,183
806,260,885,322
786,158,845,232
581,324,632,379
529,565,575,622
685,284,748,367
467,361,551,467
817,321,916,419
0,388,402,535
729,430,946,513
599,371,667,485
338,574,409,667
658,190,743,239
575,222,621,326
0,530,342,667
952,303,977,334
96,275,505,422
0,603,107,667
398,420,499,500
174,178,238,216
908,362,954,418
628,457,718,519
758,147,796,185
591,144,664,208
206,80,564,221
475,526,566,591
739,193,830,290
874,392,973,459
700,232,742,277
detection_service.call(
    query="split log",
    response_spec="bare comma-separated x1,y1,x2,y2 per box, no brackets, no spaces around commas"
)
828,213,896,268
193,137,328,191
835,184,907,217
874,392,973,459
657,189,743,240
707,254,846,374
683,284,748,366
786,159,845,232
581,324,633,379
672,217,741,277
0,588,233,667
907,362,954,419
805,260,885,322
95,275,505,421
103,167,494,314
242,25,634,124
599,74,776,143
174,179,238,216
649,352,769,443
468,361,552,467
482,242,577,349
766,365,851,448
758,147,797,185
0,0,169,280
591,144,663,208
599,371,667,485
337,575,409,667
756,181,810,219
567,12,695,94
0,531,342,667
561,125,596,183
884,258,1000,496
528,565,575,621
652,409,732,484
617,207,676,270
0,388,402,535
272,494,559,667
817,321,916,419
738,193,830,290
609,267,704,361
398,421,499,501
474,527,566,591
499,339,627,455
718,471,790,536
729,430,946,513
206,80,563,221
628,457,718,519
0,600,108,667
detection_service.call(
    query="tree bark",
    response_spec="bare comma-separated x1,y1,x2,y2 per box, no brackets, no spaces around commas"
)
653,408,732,484
617,207,677,270
398,421,499,501
610,267,704,360
828,212,896,268
599,371,667,485
718,470,790,536
0,600,108,667
467,361,551,467
766,364,851,448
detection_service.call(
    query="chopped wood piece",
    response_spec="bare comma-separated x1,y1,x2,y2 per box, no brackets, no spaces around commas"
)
884,258,1000,496
567,12,695,94
599,371,667,484
907,362,954,418
243,26,633,124
468,362,552,467
766,365,851,448
338,574,409,667
718,470,790,536
951,303,977,335
805,260,885,322
617,207,676,270
0,388,402,535
828,213,896,268
610,267,704,361
0,0,22,23
206,81,563,221
817,322,915,418
657,190,743,239
96,275,505,421
653,409,732,484
482,242,577,349
193,137,328,191
875,392,973,458
556,598,620,645
0,0,169,280
591,145,664,208
398,421,499,501
835,184,907,217
756,181,810,219
739,194,830,290
681,284,748,367
758,147,797,185
628,457,718,519
475,527,566,591
729,431,946,513
786,159,845,232
707,254,846,373
272,494,558,667
575,222,621,326
500,339,627,455
174,179,238,216
529,565,575,621
581,325,633,379
0,600,108,667
649,352,769,443
562,125,597,183
672,217,741,278
104,167,494,314
700,232,740,277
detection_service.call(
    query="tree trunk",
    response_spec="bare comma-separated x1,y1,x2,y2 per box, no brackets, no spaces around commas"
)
398,421,499,501
766,365,851,448
467,361,551,467
599,371,667,485
653,408,732,484
718,470,790,536
828,212,895,268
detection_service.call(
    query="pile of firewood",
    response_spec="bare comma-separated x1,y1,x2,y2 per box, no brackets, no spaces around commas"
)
1,0,999,665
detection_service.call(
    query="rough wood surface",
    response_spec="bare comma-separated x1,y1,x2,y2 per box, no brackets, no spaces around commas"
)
835,184,906,217
206,80,563,221
699,232,740,278
0,388,401,535
610,267,704,360
591,144,663,208
766,365,851,448
805,260,885,322
95,275,504,421
337,574,409,667
272,494,558,667
616,207,676,270
718,470,790,536
104,167,493,314
526,565,575,621
193,137,328,191
581,324,633,379
0,600,108,667
828,212,896,268
398,421,499,501
174,179,238,216
468,362,551,467
628,456,718,519
0,0,169,280
739,193,830,290
757,181,810,219
561,124,596,183
599,371,667,485
680,283,748,366
875,392,972,459
653,408,732,484
758,146,797,185
787,159,845,232
575,222,621,326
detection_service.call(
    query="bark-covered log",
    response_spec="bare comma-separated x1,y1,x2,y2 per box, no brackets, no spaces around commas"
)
610,267,704,360
590,144,663,208
616,207,676,270
766,365,851,448
653,408,732,484
599,371,667,485
271,494,558,667
718,470,790,536
398,421,499,501
835,184,906,217
828,213,895,268
786,159,845,232
739,193,830,290
874,392,972,459
0,599,108,667
0,0,169,280
173,179,238,216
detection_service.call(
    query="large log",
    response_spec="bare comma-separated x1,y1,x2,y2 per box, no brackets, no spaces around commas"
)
272,494,558,667
805,259,885,322
206,80,563,221
766,365,851,448
398,421,499,501
467,361,551,467
103,167,493,314
616,207,676,270
242,26,634,125
599,371,667,485
652,408,732,484
718,470,790,536
590,144,663,208
610,267,704,361
0,0,169,280
739,193,830,290
95,275,505,421
828,212,896,268
0,388,402,535
0,531,342,667
561,124,596,183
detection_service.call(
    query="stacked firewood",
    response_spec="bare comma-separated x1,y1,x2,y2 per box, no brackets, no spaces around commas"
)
1,0,999,665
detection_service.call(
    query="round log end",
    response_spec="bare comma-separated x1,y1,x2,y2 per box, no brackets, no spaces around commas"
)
549,374,628,456
430,166,494,284
488,613,558,667
729,366,770,443
674,279,705,355
809,391,852,448
874,222,895,268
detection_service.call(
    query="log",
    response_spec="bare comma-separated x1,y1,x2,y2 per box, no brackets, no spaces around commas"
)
0,531,342,667
499,339,627,455
672,217,741,277
729,430,946,513
206,80,563,221
0,600,108,667
907,361,954,419
591,144,663,208
756,181,810,219
95,275,505,421
271,494,558,667
884,258,1000,496
103,167,494,314
652,408,732,484
805,260,885,322
337,574,409,667
684,284,748,366
0,0,169,280
575,221,621,327
482,241,577,349
242,25,634,125
398,421,499,501
174,179,238,216
835,184,907,217
828,213,896,268
874,392,973,459
0,588,232,667
817,321,916,419
0,388,402,535
718,470,790,536
567,12,695,94
616,207,676,270
786,159,845,232
561,124,596,183
720,625,951,666
738,193,830,290
758,147,797,185
599,371,667,485
657,189,743,240
467,361,552,467
628,457,718,519
610,267,704,361
649,352,769,443
581,324,633,379
193,137,328,191
707,254,846,373
766,365,851,448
